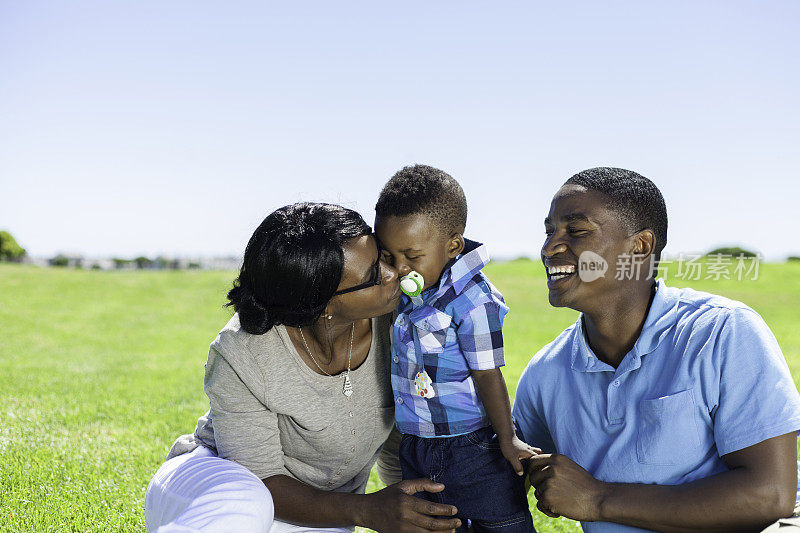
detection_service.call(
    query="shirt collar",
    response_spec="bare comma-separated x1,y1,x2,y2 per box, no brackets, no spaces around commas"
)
571,279,679,372
446,239,490,295
633,279,679,356
398,239,490,312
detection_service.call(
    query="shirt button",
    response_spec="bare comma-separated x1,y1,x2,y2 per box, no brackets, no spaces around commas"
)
336,469,343,475
351,429,356,436
344,459,350,464
396,397,403,404
328,480,335,485
399,317,405,325
392,356,399,363
350,445,356,452
613,380,620,387
348,411,354,417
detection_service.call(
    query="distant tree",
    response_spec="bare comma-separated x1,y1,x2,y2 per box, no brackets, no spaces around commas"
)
788,256,800,262
50,254,69,267
706,246,757,258
113,258,132,269
0,230,27,262
135,256,153,269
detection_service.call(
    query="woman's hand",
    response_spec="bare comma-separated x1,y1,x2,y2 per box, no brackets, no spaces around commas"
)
500,435,541,476
362,478,462,532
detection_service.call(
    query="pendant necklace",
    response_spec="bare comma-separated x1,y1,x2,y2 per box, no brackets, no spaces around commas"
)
299,322,355,397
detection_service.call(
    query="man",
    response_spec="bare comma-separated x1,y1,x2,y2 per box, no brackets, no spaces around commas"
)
513,167,800,532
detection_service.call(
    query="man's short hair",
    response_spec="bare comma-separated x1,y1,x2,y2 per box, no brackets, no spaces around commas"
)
375,164,467,236
566,167,668,261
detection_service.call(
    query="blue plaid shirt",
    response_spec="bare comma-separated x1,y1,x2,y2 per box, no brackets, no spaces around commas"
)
391,239,509,437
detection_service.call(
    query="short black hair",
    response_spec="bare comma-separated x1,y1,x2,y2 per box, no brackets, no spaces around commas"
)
375,165,467,235
565,167,668,261
226,202,371,335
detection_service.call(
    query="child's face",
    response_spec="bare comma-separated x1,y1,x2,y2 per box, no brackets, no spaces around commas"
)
374,213,464,291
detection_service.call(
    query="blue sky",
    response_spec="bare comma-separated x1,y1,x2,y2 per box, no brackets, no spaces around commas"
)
2,1,798,260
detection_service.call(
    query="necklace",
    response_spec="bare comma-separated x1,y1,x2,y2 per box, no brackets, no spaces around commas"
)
299,322,355,397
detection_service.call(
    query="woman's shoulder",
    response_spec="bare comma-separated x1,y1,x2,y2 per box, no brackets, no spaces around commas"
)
211,313,289,374
217,312,246,339
214,312,278,345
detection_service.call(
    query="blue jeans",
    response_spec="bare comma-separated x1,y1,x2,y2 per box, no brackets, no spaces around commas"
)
399,426,535,533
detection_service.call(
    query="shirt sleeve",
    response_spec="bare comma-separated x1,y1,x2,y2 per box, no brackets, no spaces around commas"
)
512,361,556,454
456,298,509,370
204,346,290,480
376,425,403,486
712,307,800,456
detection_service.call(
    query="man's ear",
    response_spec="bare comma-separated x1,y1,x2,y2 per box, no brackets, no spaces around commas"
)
631,229,656,259
447,233,465,259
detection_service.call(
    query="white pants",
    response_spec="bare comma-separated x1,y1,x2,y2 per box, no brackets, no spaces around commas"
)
145,446,350,533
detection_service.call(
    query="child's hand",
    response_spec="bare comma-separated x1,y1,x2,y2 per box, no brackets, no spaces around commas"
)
500,436,541,476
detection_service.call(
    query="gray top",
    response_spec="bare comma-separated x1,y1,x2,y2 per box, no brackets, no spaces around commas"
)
168,313,397,494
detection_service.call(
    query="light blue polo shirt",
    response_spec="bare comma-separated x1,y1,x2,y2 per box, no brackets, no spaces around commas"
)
513,280,800,533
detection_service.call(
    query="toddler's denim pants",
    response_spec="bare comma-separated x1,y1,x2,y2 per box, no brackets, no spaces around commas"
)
399,425,535,533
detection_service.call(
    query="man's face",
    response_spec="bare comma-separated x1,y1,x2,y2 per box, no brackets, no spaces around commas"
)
374,213,459,292
541,184,635,311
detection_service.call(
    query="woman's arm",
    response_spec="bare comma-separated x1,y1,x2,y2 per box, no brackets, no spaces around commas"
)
264,474,461,533
528,432,797,532
376,426,403,486
207,342,460,532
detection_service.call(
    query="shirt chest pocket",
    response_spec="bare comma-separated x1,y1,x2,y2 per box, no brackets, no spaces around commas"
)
409,308,452,354
637,389,701,466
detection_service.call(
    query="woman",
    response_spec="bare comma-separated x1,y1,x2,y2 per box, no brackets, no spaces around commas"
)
144,203,462,533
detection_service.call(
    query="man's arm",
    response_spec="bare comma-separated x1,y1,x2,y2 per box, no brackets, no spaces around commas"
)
528,432,797,532
264,474,462,533
473,369,540,475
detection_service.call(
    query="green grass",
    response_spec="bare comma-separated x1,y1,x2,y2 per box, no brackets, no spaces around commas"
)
1,261,799,532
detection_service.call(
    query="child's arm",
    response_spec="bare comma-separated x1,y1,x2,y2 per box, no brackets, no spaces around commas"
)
472,369,541,475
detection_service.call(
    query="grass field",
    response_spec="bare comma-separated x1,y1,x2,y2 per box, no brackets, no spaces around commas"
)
1,261,799,532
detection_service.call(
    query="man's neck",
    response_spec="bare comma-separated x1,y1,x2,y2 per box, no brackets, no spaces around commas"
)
581,281,657,368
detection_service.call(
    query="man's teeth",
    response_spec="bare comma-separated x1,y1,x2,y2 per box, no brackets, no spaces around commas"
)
547,265,576,276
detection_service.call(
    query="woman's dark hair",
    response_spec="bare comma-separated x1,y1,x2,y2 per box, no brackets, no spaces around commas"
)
226,202,372,334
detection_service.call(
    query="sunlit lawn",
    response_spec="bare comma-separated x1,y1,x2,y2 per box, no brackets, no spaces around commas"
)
1,260,798,532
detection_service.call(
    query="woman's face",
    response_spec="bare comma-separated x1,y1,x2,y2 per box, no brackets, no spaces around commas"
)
329,234,401,321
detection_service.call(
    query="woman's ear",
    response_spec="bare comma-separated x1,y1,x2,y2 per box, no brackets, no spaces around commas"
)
322,304,337,324
447,233,465,259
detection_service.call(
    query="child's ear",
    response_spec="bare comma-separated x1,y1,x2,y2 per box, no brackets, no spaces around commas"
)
447,233,465,259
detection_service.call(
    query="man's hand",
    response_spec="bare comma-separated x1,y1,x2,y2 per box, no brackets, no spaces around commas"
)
527,453,606,522
499,435,541,476
363,478,462,533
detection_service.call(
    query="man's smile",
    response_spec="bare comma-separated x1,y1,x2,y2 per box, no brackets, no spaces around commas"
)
545,263,577,286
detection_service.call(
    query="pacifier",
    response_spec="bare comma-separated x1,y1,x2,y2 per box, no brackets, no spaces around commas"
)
400,271,424,297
